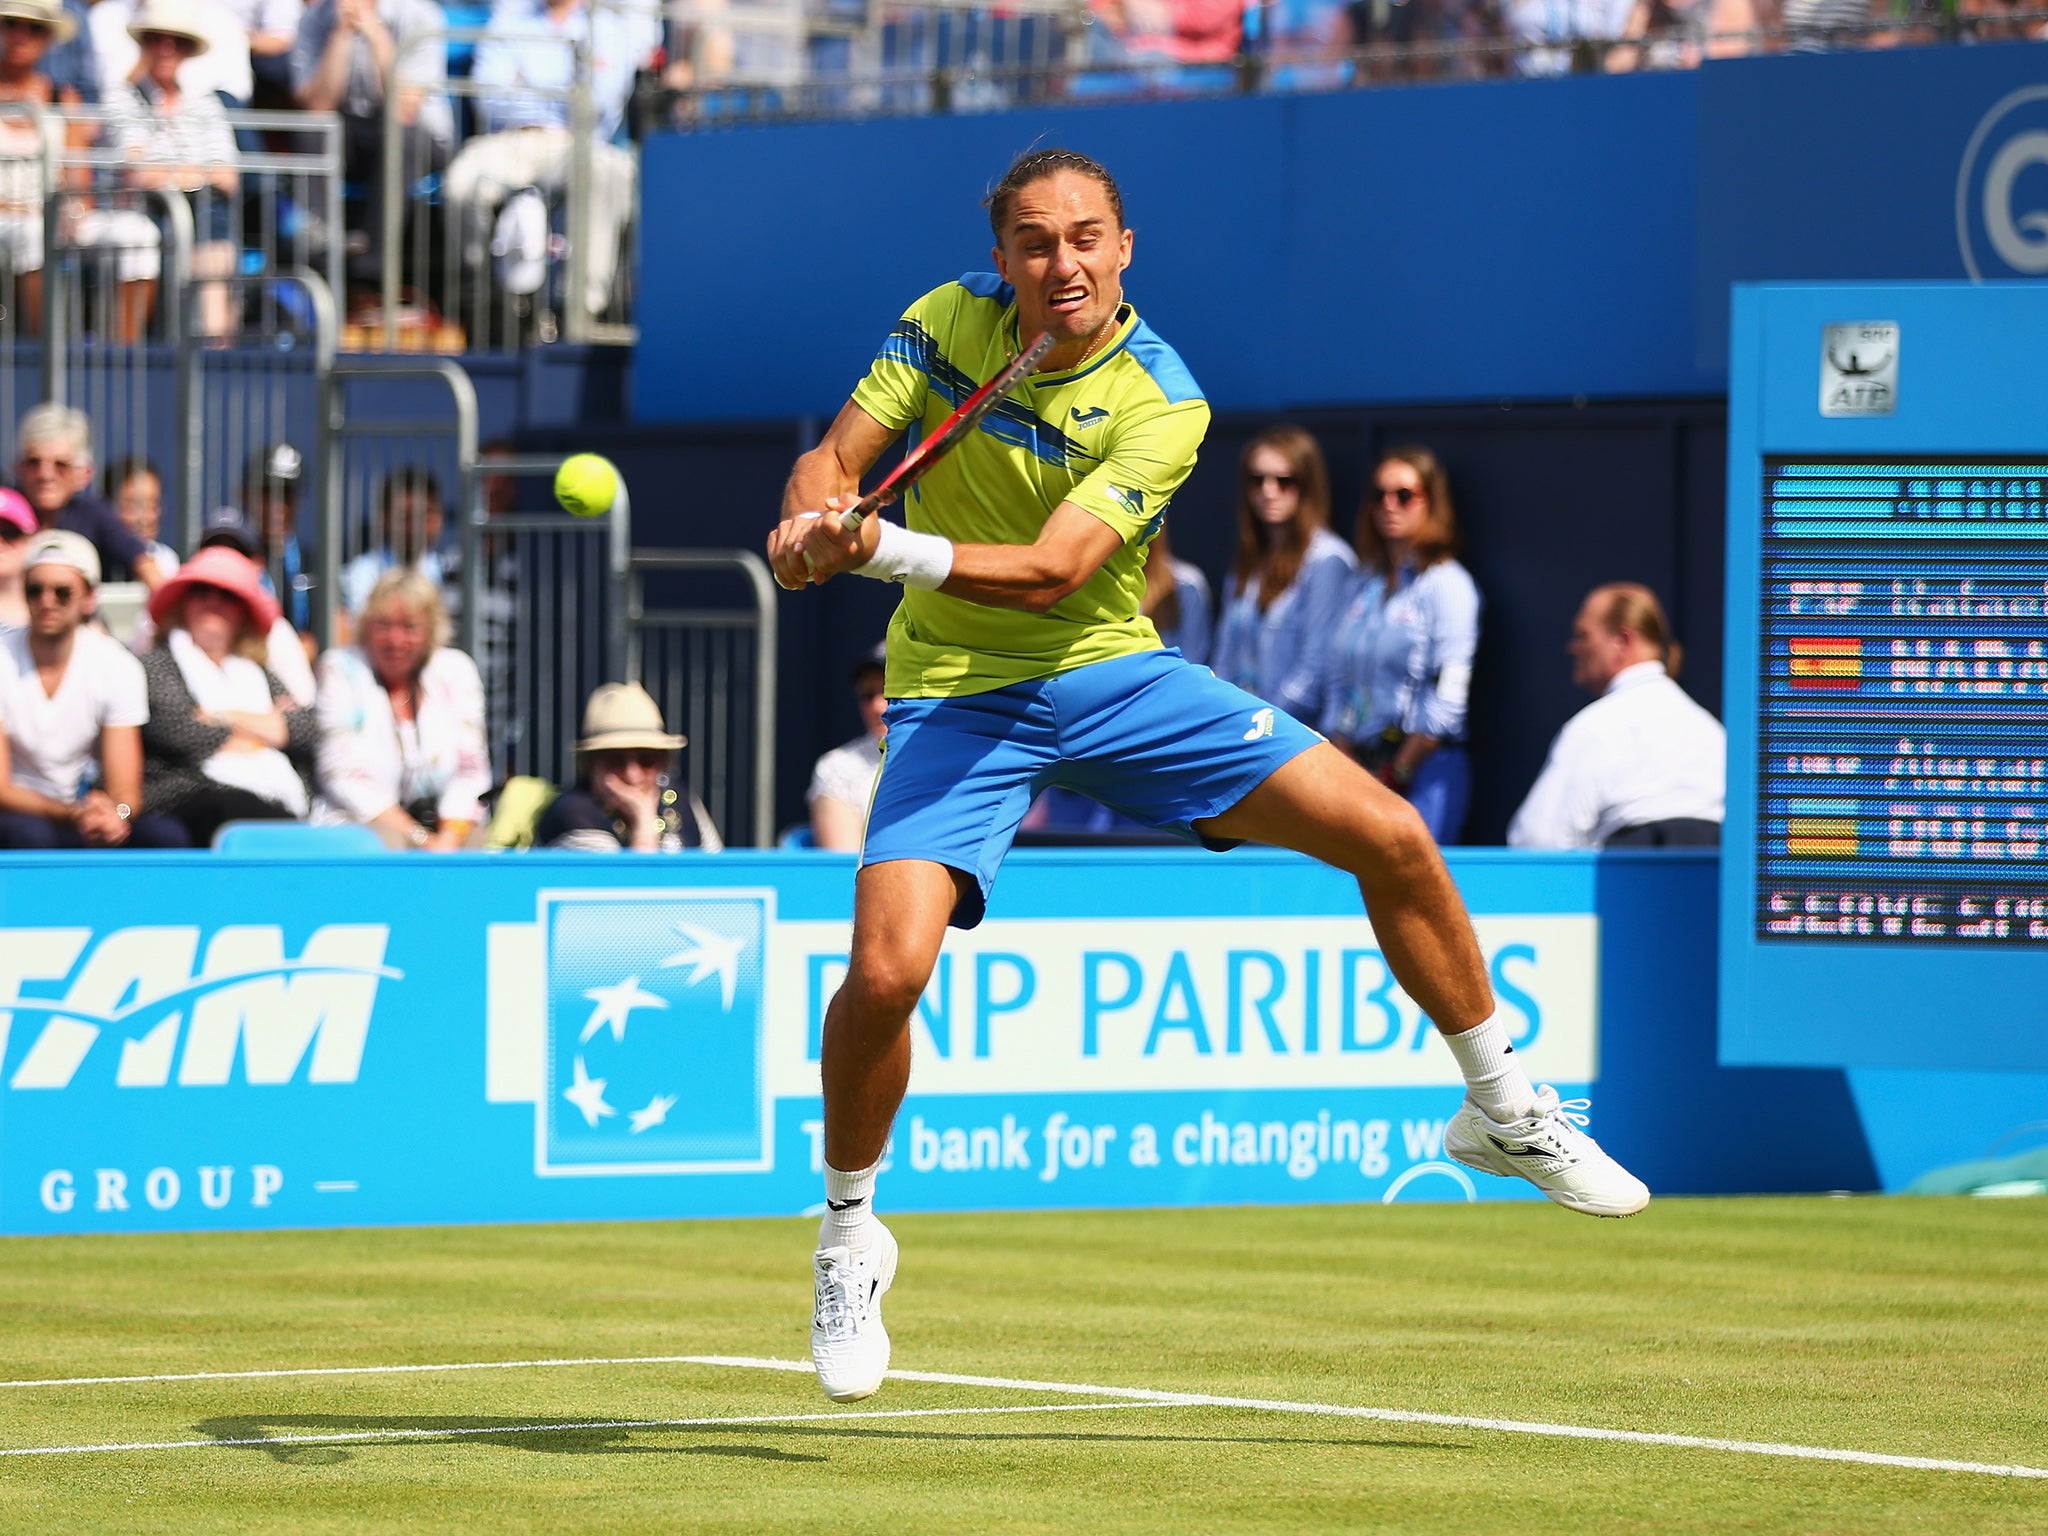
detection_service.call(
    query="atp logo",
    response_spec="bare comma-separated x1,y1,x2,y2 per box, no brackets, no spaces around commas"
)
0,925,395,1090
1956,86,2048,280
528,890,772,1176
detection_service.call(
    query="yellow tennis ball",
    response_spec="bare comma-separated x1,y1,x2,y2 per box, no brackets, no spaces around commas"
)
554,453,619,518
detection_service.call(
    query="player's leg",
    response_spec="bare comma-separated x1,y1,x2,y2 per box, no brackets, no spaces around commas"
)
810,857,965,1405
808,682,1053,1400
1197,743,1649,1217
822,857,972,1174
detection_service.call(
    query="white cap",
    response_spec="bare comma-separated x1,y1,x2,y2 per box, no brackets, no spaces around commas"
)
23,529,101,587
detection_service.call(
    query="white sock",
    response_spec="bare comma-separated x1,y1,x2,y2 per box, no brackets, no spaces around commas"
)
819,1160,879,1254
1441,1013,1538,1122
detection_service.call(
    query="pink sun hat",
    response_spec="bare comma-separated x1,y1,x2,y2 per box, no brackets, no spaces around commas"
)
0,487,36,538
147,544,281,633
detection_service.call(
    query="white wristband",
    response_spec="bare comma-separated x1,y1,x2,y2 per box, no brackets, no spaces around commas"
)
858,520,954,590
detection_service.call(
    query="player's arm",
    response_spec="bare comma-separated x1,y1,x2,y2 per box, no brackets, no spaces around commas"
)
937,504,1123,613
768,401,896,588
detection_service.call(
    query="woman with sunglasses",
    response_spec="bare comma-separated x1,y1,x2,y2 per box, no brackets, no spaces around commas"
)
539,682,723,853
137,545,315,845
1323,445,1480,843
1211,425,1355,722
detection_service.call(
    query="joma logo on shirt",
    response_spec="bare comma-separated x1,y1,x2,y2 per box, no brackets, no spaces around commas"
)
1106,485,1145,518
1070,406,1110,427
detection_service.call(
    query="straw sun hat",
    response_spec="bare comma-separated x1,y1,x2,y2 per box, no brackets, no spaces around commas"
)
576,683,685,756
127,0,211,54
0,0,78,45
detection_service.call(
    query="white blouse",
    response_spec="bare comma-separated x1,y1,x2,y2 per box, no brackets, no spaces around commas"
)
312,645,489,827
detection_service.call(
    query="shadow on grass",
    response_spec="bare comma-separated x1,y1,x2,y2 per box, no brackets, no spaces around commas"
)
195,1414,1465,1467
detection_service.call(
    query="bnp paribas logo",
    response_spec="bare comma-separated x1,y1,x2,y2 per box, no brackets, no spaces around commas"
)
486,890,772,1176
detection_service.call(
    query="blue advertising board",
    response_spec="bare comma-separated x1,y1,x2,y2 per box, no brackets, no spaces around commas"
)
0,845,1881,1235
1720,282,2048,1072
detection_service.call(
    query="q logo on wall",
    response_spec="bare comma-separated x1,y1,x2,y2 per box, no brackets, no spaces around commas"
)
1957,86,2048,281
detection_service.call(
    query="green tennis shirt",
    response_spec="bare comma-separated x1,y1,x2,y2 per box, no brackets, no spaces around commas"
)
849,273,1211,699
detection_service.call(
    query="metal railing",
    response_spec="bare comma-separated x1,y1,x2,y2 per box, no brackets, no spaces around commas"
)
627,548,778,849
321,358,479,653
380,27,638,354
461,451,631,782
643,8,2042,127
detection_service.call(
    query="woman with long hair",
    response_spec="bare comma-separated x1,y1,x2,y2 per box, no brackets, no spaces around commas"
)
1323,445,1481,843
1210,425,1355,720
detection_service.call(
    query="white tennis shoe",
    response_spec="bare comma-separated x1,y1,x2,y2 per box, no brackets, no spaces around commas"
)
810,1221,898,1402
1445,1087,1650,1218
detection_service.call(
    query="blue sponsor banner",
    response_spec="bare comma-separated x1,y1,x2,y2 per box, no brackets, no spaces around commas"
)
0,847,1883,1233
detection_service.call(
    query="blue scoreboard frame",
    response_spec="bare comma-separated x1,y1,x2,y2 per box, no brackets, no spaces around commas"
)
1722,283,2048,1073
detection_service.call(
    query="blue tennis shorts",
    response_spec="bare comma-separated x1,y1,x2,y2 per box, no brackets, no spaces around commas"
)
861,648,1322,927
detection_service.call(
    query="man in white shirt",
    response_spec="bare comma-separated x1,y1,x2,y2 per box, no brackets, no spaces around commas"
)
0,531,185,846
807,644,886,850
1507,582,1724,850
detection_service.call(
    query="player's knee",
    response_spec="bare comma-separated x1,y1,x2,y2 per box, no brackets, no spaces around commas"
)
1358,794,1438,883
841,951,934,1024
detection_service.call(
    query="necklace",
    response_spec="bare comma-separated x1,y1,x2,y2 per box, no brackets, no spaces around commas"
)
1031,303,1121,372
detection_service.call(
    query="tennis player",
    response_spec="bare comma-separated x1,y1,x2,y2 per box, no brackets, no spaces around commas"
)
769,148,1649,1403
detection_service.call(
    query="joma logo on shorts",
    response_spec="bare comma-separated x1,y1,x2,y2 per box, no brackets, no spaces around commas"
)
0,925,398,1090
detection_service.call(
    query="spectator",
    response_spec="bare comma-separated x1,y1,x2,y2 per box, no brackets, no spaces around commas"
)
12,404,165,588
807,643,884,851
243,442,310,630
101,0,239,336
1502,0,1631,72
129,505,316,704
1211,424,1354,724
312,566,486,848
138,544,315,843
446,0,644,318
340,465,450,620
1507,582,1724,849
1322,446,1478,843
1142,524,1211,664
91,0,256,106
1780,0,1876,50
0,529,184,845
538,681,723,851
0,0,78,332
291,0,450,282
103,455,179,578
0,487,34,625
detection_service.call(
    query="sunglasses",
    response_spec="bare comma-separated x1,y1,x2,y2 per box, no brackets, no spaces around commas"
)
0,525,26,544
0,15,51,32
600,749,667,771
1376,485,1422,508
1248,472,1298,490
185,582,242,605
26,580,79,605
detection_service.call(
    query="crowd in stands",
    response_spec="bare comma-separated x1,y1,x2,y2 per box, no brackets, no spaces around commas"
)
997,421,1724,850
0,400,726,851
0,0,665,341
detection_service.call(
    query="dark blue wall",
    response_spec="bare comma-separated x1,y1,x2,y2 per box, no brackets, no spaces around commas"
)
638,75,1709,419
639,43,2048,420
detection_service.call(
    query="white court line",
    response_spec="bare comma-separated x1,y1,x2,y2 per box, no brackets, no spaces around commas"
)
0,1399,1176,1460
2,1351,2043,1480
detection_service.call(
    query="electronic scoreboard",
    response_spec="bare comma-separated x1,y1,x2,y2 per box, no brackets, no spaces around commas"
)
1722,286,2048,1072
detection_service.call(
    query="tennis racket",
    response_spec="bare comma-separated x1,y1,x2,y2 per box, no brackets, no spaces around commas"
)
837,330,1055,532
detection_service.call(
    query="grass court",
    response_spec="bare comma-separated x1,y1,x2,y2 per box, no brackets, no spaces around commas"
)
2,1197,2044,1533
